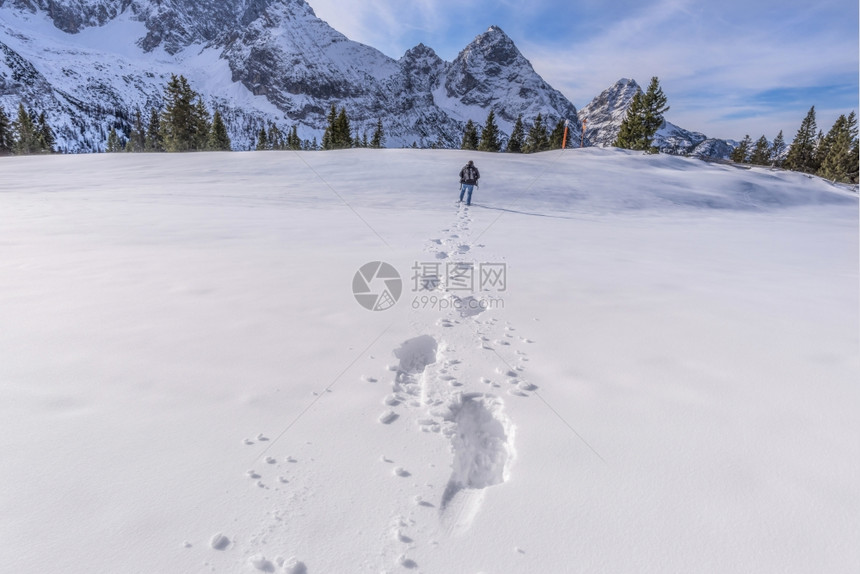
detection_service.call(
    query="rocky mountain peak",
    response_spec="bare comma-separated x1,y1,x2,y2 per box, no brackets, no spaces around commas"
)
578,78,642,146
579,77,722,156
457,24,521,69
401,42,442,64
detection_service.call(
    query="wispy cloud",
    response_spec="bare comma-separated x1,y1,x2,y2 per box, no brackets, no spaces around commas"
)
523,0,858,138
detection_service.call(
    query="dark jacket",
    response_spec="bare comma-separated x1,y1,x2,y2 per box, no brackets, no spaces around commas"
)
459,164,480,185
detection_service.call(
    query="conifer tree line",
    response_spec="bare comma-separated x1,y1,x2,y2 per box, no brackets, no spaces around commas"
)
103,85,385,153
459,109,572,153
728,107,858,183
0,103,56,155
728,107,859,184
106,74,232,153
318,104,385,150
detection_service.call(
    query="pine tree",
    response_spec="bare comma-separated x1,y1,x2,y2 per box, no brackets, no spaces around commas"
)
614,77,669,152
208,109,231,151
321,106,352,150
749,135,771,165
256,126,268,150
461,119,479,150
731,135,752,163
12,103,39,154
125,110,146,152
287,126,301,150
819,112,858,183
158,75,210,152
769,130,786,165
0,106,11,155
524,114,549,153
160,74,196,152
36,111,55,153
268,124,284,150
614,92,647,150
322,104,336,150
507,115,524,153
784,106,818,173
332,108,352,149
811,129,826,172
641,77,669,148
145,108,163,151
193,99,211,151
106,127,122,152
477,110,501,152
370,118,384,149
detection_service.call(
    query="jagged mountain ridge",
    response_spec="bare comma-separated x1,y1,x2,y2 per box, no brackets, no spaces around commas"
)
0,0,584,151
0,0,731,156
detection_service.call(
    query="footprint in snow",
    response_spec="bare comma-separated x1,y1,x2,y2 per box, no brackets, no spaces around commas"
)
209,533,230,551
379,410,399,424
248,555,275,572
439,393,515,534
281,558,307,574
394,467,411,477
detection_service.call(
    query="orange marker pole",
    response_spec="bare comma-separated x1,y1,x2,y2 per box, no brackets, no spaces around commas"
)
581,118,586,148
562,119,569,149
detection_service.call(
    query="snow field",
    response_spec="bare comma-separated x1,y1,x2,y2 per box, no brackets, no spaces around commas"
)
0,148,857,573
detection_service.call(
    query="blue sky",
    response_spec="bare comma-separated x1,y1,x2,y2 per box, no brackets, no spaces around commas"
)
308,0,859,141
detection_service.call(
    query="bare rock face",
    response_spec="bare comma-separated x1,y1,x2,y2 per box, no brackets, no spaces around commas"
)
4,0,129,33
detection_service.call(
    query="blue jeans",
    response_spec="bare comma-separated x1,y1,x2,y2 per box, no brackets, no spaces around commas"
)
459,184,474,204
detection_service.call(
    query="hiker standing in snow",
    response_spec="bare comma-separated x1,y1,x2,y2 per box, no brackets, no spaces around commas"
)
458,160,480,206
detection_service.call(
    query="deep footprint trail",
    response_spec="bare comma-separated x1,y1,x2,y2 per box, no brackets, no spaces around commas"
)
233,204,540,573
374,204,540,569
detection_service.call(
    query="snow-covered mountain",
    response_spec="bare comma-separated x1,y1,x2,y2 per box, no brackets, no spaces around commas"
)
578,78,641,148
1,0,735,155
578,78,735,159
0,0,581,151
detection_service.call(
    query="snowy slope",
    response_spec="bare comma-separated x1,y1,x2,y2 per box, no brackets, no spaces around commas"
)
0,149,857,573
